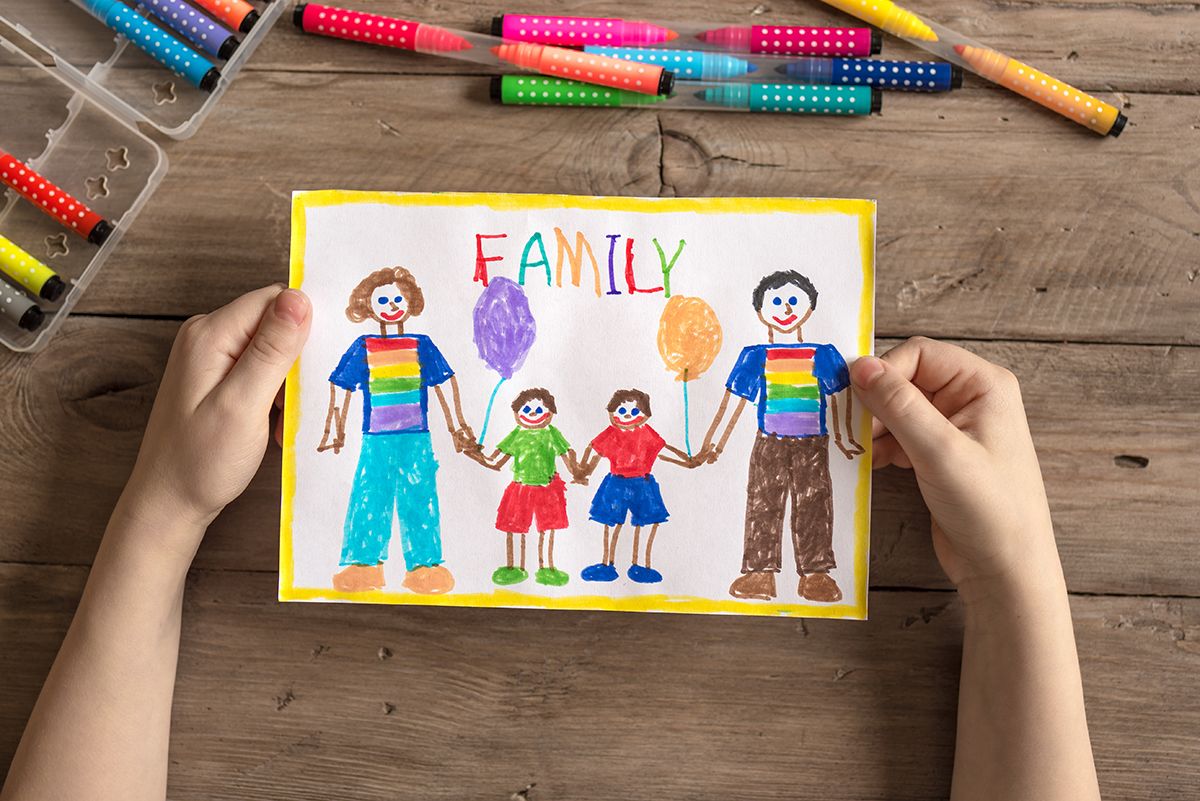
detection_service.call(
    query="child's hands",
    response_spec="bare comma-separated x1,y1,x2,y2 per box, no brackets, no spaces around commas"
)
850,338,1057,605
122,286,311,554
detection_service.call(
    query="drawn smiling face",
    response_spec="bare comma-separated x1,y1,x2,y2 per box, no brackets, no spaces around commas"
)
610,399,648,429
369,284,408,324
757,283,814,335
515,397,554,429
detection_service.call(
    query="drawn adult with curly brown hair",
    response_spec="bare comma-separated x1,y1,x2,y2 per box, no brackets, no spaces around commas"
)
318,267,479,595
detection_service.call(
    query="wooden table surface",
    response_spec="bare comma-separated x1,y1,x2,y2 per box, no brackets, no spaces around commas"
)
2,1,1198,799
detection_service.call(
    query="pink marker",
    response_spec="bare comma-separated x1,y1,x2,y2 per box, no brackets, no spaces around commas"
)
696,25,880,57
492,14,679,47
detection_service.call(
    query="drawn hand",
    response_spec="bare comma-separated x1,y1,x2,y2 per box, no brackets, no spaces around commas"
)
695,444,720,465
316,435,344,454
125,286,312,542
836,438,866,459
850,337,1055,605
570,468,590,486
452,426,477,453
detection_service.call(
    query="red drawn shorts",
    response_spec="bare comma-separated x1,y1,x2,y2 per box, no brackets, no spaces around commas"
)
495,474,569,533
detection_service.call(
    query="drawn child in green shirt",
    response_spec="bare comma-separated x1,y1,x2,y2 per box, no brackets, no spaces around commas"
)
472,388,580,587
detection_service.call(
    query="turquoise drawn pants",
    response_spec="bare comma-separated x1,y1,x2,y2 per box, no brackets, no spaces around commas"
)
340,431,443,571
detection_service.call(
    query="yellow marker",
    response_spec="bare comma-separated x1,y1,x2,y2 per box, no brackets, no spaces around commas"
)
0,235,66,302
818,0,937,41
955,45,1123,136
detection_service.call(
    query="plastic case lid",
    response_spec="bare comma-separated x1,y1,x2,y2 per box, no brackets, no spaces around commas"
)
0,0,284,140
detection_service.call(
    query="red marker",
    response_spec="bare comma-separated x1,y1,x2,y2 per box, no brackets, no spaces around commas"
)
0,148,113,245
293,3,472,53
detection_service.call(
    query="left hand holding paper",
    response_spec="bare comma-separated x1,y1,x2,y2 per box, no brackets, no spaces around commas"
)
126,285,312,541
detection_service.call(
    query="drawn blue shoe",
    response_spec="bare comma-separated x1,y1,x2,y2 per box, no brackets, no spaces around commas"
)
627,564,663,584
581,562,619,582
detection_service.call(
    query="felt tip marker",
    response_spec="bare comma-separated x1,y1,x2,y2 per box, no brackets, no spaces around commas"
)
778,58,961,92
190,0,259,34
295,4,676,96
137,0,240,60
696,82,880,114
0,236,68,302
492,14,679,47
0,279,44,332
695,25,880,57
75,0,221,90
583,47,756,81
0,148,115,245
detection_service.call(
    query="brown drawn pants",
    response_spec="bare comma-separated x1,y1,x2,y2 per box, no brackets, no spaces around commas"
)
741,432,835,575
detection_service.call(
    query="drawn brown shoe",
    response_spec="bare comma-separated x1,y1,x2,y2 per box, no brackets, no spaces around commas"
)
403,565,456,595
800,572,843,603
729,571,777,600
332,564,385,592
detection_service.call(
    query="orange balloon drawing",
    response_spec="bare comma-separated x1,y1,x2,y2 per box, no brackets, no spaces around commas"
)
657,295,722,382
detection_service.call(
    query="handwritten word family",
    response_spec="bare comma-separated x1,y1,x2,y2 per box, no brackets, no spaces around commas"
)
474,230,687,297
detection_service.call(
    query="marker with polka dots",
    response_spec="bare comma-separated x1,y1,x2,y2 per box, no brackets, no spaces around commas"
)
491,75,881,117
189,0,260,34
492,14,679,47
75,0,221,91
0,235,67,303
0,148,114,246
695,25,881,58
779,58,961,93
294,4,675,96
0,279,44,332
137,0,240,60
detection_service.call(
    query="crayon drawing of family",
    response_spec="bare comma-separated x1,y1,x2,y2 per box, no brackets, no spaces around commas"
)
316,265,864,603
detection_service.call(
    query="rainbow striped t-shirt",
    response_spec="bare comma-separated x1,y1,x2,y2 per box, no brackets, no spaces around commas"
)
330,334,454,434
725,343,850,438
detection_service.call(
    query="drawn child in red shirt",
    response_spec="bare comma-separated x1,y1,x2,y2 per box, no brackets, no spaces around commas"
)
573,389,696,584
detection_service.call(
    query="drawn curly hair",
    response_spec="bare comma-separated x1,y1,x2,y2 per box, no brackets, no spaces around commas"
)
606,389,651,417
511,388,557,414
345,266,425,322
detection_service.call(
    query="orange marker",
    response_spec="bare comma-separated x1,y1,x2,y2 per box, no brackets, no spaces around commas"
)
492,43,674,96
191,0,259,34
955,45,1124,136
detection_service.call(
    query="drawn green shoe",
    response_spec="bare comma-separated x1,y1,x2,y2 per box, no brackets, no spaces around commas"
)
535,567,570,587
492,565,528,586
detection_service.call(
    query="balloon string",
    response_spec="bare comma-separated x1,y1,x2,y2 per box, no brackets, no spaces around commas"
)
479,376,507,446
682,368,691,457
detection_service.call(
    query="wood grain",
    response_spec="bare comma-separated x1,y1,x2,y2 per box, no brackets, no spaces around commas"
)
2,317,1195,596
1,564,1197,801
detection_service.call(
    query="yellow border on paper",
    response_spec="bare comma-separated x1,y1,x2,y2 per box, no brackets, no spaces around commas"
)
280,191,875,619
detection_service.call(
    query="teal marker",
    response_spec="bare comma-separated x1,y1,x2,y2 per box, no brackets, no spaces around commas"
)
583,46,756,80
696,83,880,114
76,0,221,91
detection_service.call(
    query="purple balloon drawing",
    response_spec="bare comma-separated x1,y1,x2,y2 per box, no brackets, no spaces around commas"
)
473,277,537,443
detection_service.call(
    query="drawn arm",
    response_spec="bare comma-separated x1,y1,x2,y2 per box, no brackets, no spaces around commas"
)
433,375,478,454
697,389,748,464
830,391,865,459
466,447,509,470
317,384,353,453
571,444,601,484
658,443,696,467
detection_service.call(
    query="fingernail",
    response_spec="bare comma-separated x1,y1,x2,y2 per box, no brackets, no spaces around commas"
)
275,289,310,328
851,356,885,388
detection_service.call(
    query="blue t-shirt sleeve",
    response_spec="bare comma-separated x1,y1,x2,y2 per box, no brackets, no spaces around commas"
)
726,346,765,402
814,344,851,395
418,336,455,387
329,336,368,390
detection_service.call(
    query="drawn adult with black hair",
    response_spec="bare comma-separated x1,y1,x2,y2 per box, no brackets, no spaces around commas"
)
696,270,864,602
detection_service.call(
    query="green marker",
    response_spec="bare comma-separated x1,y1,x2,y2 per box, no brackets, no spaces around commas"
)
491,76,668,108
491,75,880,116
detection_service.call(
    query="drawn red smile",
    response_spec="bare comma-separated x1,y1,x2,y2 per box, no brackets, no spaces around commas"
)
519,412,550,425
772,314,798,326
613,415,641,427
379,309,406,321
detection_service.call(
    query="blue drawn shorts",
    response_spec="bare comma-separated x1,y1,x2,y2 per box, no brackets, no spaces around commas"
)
588,474,670,527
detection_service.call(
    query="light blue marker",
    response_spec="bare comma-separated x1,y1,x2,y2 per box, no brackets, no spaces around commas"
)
77,0,221,91
583,46,756,81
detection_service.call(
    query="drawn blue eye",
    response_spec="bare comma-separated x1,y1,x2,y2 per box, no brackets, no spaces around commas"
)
788,296,798,306
522,405,532,414
535,406,543,414
618,406,628,415
393,295,403,304
631,407,640,416
377,295,388,304
772,297,782,306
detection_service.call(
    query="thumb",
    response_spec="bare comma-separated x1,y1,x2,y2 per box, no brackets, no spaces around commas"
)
850,355,959,468
217,289,311,414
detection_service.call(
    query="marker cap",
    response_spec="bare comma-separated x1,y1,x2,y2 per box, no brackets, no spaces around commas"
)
240,9,260,34
293,3,307,27
199,67,221,93
489,75,502,101
40,275,67,303
1108,112,1127,137
88,219,114,246
950,65,963,89
218,35,240,61
491,16,504,36
19,304,44,332
870,29,882,55
658,69,675,96
870,87,882,114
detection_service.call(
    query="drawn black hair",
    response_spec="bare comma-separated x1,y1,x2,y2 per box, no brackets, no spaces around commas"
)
751,270,818,312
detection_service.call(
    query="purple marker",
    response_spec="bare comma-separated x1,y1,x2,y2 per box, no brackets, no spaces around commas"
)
138,0,239,60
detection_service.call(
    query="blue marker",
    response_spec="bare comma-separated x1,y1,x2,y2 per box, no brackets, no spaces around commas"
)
583,46,756,81
76,0,221,91
777,58,961,92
